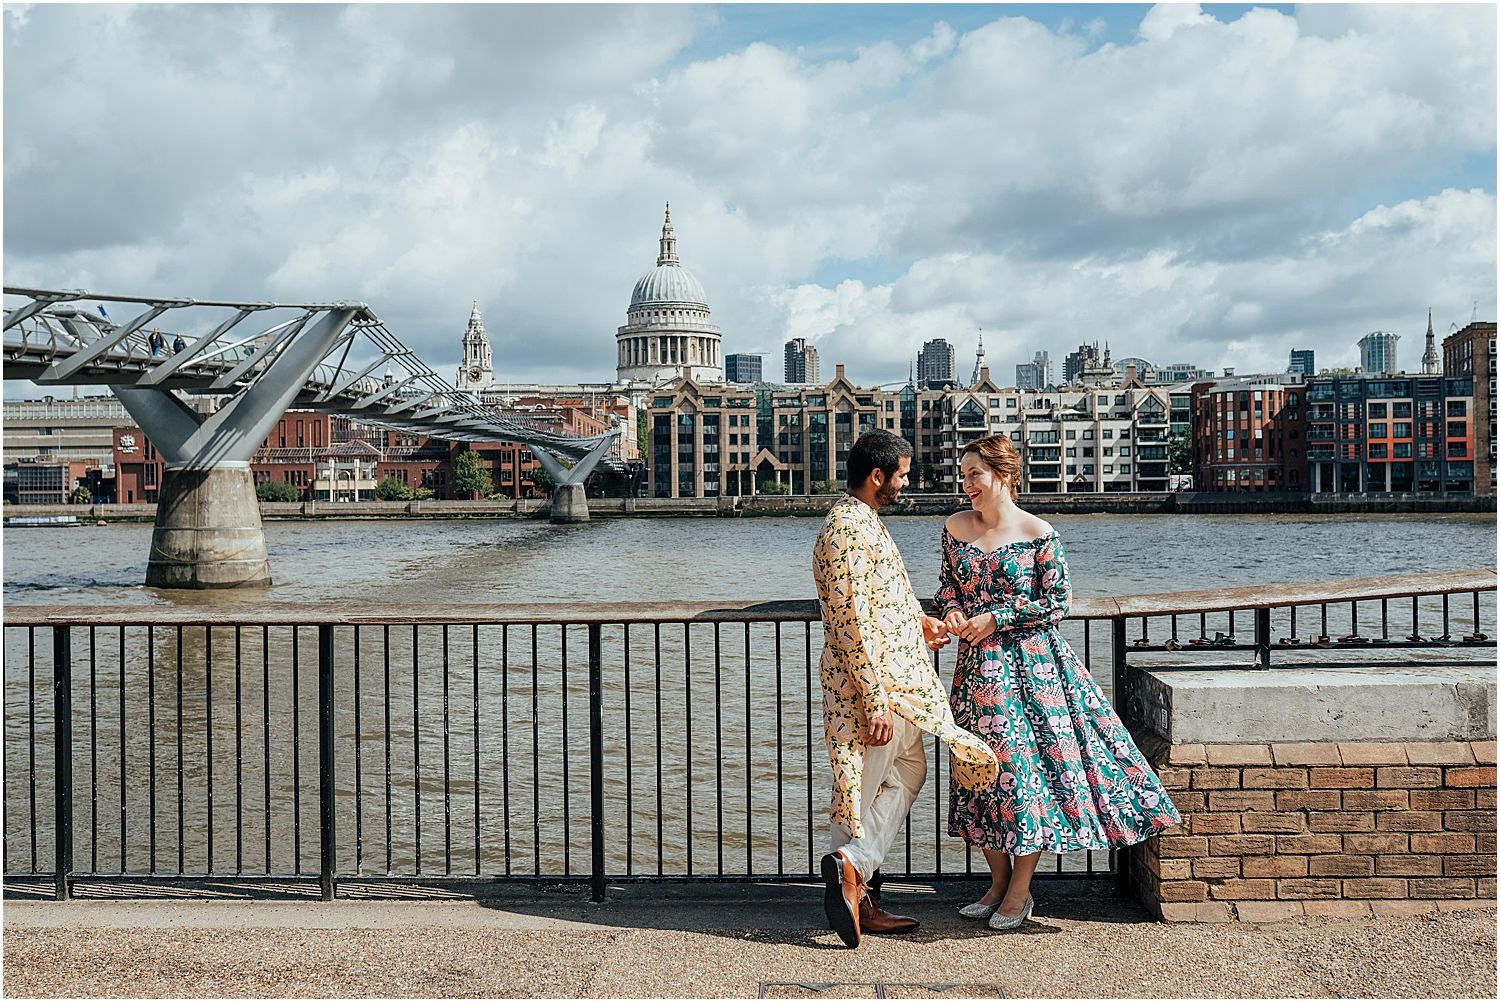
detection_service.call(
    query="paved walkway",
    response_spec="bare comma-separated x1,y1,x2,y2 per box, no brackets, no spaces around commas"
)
4,881,1495,998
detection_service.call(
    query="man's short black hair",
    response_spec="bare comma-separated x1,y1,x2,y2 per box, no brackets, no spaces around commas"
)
846,429,913,490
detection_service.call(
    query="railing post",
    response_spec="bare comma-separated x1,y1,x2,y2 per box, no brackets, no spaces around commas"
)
588,622,606,903
1110,616,1131,895
318,624,336,901
52,626,73,902
1254,607,1272,670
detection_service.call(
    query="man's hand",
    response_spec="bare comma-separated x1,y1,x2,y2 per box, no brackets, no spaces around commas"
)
943,609,969,639
863,710,894,747
920,615,951,650
956,611,998,643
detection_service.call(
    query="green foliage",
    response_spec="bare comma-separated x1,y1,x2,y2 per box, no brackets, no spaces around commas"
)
529,466,556,495
451,450,493,499
376,476,415,501
413,487,435,500
1169,431,1193,474
68,485,92,505
636,407,648,459
256,480,300,503
812,479,841,495
757,478,791,496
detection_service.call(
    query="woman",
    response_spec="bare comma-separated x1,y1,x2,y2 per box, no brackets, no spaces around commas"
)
935,434,1180,930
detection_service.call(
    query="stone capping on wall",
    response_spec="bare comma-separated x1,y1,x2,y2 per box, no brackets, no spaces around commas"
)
1129,736,1497,922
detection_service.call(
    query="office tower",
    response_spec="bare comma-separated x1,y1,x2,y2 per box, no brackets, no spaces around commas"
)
725,353,763,383
784,338,820,384
1288,349,1315,377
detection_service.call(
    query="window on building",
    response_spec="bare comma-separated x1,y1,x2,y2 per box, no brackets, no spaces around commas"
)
1083,447,1094,457
1394,442,1412,458
1083,429,1094,440
1103,447,1113,457
1115,395,1125,406
1103,464,1114,474
1120,463,1131,473
1369,403,1387,418
1102,429,1113,439
1369,423,1387,438
1065,447,1077,457
1447,400,1467,417
1448,422,1468,439
1393,422,1412,438
1119,446,1130,457
1393,402,1412,418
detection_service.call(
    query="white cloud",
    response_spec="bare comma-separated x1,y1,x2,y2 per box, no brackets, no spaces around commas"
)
2,3,1494,389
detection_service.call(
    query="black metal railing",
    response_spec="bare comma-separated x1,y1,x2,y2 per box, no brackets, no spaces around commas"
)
3,569,1493,902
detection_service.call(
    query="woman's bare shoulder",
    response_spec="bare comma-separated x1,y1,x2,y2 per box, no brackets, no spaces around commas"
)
943,511,977,537
1014,509,1056,539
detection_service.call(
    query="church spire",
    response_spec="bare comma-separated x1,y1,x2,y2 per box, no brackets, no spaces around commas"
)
1421,306,1440,374
971,328,987,386
657,202,678,266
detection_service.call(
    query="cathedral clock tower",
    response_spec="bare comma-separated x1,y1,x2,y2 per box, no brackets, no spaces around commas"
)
455,300,494,392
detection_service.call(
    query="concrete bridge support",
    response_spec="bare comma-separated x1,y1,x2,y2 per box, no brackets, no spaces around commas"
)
533,426,619,524
111,308,358,588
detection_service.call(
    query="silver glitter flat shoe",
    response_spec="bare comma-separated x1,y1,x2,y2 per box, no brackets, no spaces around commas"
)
958,900,999,919
987,895,1033,931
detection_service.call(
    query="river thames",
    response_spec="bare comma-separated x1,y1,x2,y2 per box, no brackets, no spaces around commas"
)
3,510,1495,606
3,511,1494,884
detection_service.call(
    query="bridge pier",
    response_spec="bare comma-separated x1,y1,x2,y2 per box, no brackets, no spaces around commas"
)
534,422,619,525
549,483,590,523
147,466,271,588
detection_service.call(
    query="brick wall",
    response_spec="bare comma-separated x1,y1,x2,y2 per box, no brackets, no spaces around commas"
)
1130,738,1496,921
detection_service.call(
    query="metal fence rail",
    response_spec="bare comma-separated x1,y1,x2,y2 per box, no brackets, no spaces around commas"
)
3,569,1493,901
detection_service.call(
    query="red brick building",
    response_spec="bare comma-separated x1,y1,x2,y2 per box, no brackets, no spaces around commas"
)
1190,378,1308,492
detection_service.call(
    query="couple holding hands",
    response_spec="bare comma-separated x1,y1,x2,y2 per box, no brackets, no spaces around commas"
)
811,429,1179,948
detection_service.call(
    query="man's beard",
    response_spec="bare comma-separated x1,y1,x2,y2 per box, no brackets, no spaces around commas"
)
874,477,903,507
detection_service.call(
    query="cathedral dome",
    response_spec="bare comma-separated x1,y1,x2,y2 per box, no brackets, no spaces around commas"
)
628,204,709,308
631,263,708,308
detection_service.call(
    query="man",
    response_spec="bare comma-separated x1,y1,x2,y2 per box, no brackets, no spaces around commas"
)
811,429,999,948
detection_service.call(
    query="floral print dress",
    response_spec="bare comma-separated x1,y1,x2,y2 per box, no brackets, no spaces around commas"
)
935,528,1180,854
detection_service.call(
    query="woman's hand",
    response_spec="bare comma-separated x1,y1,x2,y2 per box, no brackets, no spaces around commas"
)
955,611,998,643
943,609,968,638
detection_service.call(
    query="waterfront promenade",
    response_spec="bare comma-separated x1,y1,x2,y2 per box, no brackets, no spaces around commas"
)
4,881,1495,998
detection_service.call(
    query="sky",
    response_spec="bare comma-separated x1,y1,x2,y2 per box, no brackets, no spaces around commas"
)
4,2,1496,390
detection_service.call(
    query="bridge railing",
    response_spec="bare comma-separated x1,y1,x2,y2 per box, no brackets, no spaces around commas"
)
3,571,1493,901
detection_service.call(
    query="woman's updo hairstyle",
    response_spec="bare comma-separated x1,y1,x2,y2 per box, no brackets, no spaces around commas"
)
961,434,1022,497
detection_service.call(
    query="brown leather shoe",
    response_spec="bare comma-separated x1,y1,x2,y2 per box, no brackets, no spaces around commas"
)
821,851,862,948
859,894,920,935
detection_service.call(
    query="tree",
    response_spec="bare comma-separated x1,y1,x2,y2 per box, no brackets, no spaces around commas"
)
256,480,300,502
451,450,493,499
757,478,790,495
376,476,415,501
636,407,648,460
1168,431,1193,474
812,479,841,495
528,466,556,496
68,484,91,504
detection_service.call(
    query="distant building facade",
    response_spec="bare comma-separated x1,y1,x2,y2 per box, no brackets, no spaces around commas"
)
455,301,495,392
1288,350,1316,377
1305,373,1476,494
1015,351,1052,390
1189,376,1308,493
783,338,821,384
1357,331,1400,375
724,353,763,384
1442,321,1496,495
917,338,957,388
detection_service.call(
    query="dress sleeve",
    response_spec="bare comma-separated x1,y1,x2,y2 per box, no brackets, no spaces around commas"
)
933,531,964,619
995,534,1072,633
816,524,892,719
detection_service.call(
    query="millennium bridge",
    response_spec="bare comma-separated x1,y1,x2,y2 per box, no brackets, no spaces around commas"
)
3,287,622,587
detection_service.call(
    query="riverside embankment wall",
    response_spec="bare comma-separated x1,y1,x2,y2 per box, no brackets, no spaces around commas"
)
8,491,1494,523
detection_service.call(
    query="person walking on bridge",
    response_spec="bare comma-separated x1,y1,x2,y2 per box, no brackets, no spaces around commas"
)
811,429,999,949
